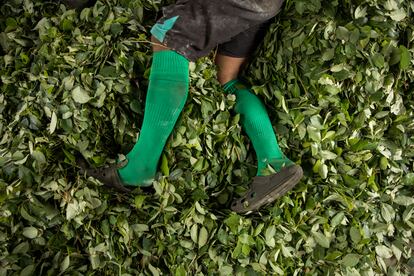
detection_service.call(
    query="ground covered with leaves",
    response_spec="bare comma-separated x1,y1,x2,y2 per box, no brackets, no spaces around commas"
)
1,0,413,275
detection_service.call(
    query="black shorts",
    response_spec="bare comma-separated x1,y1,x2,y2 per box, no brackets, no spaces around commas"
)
150,0,284,61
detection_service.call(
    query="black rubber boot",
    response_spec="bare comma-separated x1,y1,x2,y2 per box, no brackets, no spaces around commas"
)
231,165,303,213
78,158,131,193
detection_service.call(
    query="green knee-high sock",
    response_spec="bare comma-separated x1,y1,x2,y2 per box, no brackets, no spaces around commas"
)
118,50,189,186
223,80,293,176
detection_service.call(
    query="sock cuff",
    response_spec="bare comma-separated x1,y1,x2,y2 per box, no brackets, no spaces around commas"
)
151,50,189,79
223,79,239,94
223,79,250,94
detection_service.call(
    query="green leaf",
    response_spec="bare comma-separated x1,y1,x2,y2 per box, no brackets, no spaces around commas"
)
99,66,117,77
71,86,91,104
32,150,46,165
190,224,198,244
134,195,147,209
195,201,206,215
312,231,330,248
319,164,328,179
292,32,306,48
60,255,70,272
12,242,30,254
336,26,349,41
399,45,410,70
20,264,35,276
132,224,149,232
160,154,169,176
372,53,385,68
325,251,342,261
307,126,321,142
322,48,335,61
224,214,240,234
265,226,276,247
22,227,38,239
403,173,414,185
394,195,414,206
175,266,186,276
49,111,58,134
295,1,306,15
219,265,233,275
341,254,360,267
5,17,18,31
320,150,337,160
110,23,123,35
66,202,78,220
331,212,345,228
389,9,406,21
148,263,160,276
61,19,73,31
381,203,395,223
375,245,393,258
349,227,361,244
354,6,367,18
198,227,208,248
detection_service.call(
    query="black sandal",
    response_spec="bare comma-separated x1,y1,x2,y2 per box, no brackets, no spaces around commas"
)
78,158,131,193
231,164,303,213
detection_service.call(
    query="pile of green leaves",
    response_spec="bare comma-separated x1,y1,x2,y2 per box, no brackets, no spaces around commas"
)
1,0,413,275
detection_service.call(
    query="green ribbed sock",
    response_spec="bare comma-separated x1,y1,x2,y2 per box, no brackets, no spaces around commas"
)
118,50,189,186
223,80,293,176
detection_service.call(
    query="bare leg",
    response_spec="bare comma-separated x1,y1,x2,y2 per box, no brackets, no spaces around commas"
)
151,36,170,52
215,54,246,85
